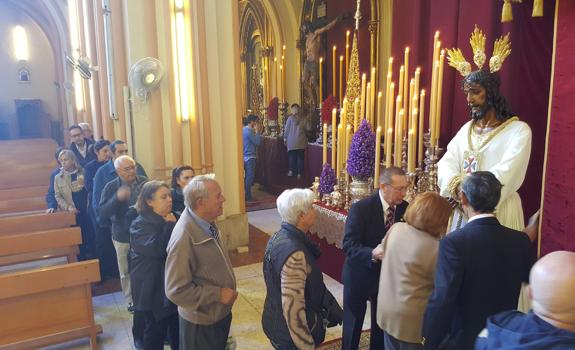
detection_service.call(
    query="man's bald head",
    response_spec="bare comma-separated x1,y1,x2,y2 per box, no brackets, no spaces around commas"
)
529,251,575,332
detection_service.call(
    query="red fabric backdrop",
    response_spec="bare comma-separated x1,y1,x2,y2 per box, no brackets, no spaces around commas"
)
390,0,556,222
540,1,575,255
320,1,555,220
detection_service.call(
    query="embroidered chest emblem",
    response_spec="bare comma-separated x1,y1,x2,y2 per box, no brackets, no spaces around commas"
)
462,150,480,174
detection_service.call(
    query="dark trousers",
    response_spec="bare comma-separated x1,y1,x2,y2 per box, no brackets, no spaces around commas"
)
383,332,423,350
244,158,256,200
288,149,305,176
179,313,232,350
342,272,384,350
140,311,179,350
94,224,119,279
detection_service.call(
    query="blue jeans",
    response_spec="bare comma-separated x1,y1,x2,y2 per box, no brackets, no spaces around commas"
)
288,149,305,176
244,158,256,200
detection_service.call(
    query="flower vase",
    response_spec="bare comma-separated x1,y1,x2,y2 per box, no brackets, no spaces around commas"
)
349,176,371,204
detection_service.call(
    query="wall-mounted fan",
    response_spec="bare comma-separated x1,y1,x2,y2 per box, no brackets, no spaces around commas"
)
128,57,164,102
65,55,93,79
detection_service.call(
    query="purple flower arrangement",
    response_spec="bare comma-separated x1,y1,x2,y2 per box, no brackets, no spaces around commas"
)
347,119,375,179
318,163,337,195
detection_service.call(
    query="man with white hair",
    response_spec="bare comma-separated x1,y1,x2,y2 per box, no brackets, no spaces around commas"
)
78,122,95,142
165,174,237,349
99,155,147,348
475,251,575,349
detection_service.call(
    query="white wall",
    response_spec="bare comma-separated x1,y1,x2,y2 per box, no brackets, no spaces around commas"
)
0,3,58,121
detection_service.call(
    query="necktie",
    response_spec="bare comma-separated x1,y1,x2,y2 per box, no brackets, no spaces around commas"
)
385,206,396,230
209,225,220,241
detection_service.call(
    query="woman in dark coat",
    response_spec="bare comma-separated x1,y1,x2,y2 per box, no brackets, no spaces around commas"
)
170,165,194,215
130,180,179,350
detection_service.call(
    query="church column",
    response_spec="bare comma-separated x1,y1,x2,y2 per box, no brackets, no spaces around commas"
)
83,0,103,139
93,1,116,140
191,0,248,248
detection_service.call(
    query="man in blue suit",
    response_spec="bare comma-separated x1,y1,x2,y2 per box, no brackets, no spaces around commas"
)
423,171,533,350
342,166,409,350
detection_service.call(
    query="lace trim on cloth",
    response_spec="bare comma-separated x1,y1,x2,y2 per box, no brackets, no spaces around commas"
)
309,204,347,249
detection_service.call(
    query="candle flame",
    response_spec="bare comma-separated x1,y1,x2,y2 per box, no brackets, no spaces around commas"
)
320,57,323,63
416,67,421,72
389,57,394,63
421,89,425,95
340,56,344,60
405,47,410,53
333,45,337,50
378,91,382,97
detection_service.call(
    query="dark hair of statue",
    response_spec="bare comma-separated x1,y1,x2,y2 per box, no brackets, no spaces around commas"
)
463,70,514,121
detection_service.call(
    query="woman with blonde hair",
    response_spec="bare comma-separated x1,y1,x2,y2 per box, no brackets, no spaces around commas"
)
376,191,452,350
54,149,94,259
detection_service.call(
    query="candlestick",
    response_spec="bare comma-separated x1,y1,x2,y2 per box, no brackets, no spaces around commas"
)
332,46,337,98
398,65,404,112
404,47,410,113
408,78,415,123
386,82,395,140
370,67,376,124
414,67,421,100
339,56,344,103
319,57,323,104
418,89,426,166
435,50,445,147
279,64,283,101
384,72,391,129
346,30,350,76
354,98,360,131
346,124,352,163
360,73,367,119
430,61,440,146
377,91,383,130
395,109,404,167
408,129,415,173
281,53,286,101
366,83,371,123
323,123,327,165
337,123,343,175
342,98,348,125
274,57,278,98
386,127,393,168
395,96,402,166
374,126,382,189
332,108,337,168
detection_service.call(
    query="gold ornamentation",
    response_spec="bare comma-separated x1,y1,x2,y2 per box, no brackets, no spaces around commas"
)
446,48,472,77
446,25,512,77
345,33,361,125
448,175,463,200
469,25,486,69
489,33,512,73
467,116,519,153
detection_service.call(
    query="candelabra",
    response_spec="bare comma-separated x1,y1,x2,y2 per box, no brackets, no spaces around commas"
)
405,172,418,203
401,136,408,172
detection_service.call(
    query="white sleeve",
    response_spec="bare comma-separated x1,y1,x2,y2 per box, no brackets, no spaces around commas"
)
437,125,467,197
488,122,532,203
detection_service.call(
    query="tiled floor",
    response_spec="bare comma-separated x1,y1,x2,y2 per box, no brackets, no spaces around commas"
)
14,202,373,350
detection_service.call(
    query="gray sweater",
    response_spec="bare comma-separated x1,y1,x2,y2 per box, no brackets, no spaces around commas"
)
165,208,236,325
284,115,310,151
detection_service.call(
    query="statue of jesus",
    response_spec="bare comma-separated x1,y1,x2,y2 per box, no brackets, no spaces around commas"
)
301,16,342,108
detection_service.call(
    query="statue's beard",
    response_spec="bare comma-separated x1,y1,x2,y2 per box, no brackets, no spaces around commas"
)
469,103,489,120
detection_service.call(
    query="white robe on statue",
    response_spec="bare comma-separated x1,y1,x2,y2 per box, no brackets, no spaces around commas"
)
438,118,532,312
438,118,532,231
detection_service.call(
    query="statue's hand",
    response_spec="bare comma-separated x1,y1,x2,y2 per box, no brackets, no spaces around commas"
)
447,197,460,209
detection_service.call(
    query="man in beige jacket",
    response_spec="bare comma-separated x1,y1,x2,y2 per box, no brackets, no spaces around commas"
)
165,174,237,349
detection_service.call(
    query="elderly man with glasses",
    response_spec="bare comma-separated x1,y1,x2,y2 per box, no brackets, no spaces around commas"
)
341,166,409,350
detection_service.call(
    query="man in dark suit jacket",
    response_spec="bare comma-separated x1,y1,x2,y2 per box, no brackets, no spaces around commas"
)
68,124,95,167
422,171,533,350
342,166,409,350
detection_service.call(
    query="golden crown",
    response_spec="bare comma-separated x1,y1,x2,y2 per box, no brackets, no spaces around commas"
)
446,25,512,77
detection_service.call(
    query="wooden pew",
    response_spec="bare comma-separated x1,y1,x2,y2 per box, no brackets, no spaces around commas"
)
0,139,57,190
0,197,47,215
0,186,46,201
0,227,81,268
0,211,75,235
0,260,102,350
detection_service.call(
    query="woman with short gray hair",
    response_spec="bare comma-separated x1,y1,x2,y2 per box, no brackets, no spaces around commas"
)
262,188,342,349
